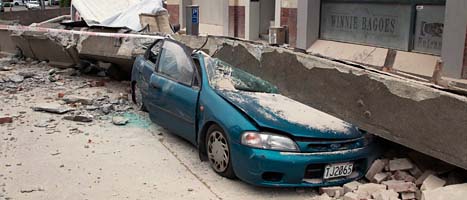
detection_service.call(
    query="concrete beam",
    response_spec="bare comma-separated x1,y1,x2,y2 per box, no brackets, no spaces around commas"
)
441,0,467,79
176,35,467,170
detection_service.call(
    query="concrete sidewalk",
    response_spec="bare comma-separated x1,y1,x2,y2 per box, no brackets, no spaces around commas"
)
0,62,318,199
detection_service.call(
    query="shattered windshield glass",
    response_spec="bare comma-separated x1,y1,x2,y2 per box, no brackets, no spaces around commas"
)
205,57,279,93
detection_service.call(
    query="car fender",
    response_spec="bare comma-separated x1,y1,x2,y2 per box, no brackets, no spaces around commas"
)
197,88,259,146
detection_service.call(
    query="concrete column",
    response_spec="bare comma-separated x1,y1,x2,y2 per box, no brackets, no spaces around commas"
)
222,0,229,36
441,0,467,78
274,0,282,27
179,0,192,29
296,0,320,50
245,0,260,40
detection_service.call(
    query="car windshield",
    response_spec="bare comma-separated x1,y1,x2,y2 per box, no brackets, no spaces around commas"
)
204,56,279,93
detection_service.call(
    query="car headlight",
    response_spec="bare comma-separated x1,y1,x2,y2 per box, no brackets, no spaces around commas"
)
241,131,299,152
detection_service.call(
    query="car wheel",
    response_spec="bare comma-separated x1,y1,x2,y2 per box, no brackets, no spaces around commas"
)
132,83,146,111
206,125,235,179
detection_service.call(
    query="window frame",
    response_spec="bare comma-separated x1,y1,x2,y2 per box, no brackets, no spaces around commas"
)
145,39,164,66
154,39,201,88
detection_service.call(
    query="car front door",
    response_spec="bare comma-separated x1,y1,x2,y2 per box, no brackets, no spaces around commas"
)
137,40,163,112
148,40,200,143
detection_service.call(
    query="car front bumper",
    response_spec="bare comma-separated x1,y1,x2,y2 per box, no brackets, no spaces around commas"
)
230,142,377,187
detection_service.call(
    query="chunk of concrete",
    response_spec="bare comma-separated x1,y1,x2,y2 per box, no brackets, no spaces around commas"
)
421,183,467,200
409,165,423,178
415,170,436,186
31,103,75,114
63,114,93,123
389,158,414,171
401,192,416,200
343,181,362,194
311,193,333,200
112,116,129,126
320,186,344,198
366,159,389,182
62,95,94,105
343,192,359,200
393,171,416,183
373,189,400,200
356,183,387,199
382,180,417,193
374,172,390,183
420,175,446,191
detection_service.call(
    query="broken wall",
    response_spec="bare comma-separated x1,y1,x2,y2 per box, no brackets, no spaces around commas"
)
0,8,69,25
9,30,78,68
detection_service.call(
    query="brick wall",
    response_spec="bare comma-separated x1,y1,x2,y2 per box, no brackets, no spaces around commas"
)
0,8,69,25
229,6,245,38
463,26,467,79
166,4,180,25
280,7,297,47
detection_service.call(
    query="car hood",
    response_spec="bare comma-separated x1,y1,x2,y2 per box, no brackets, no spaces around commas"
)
217,90,363,139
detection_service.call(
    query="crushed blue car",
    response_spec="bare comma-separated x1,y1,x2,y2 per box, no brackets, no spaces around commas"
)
130,38,378,187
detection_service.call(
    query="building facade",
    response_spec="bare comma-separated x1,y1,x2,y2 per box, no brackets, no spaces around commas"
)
166,0,467,79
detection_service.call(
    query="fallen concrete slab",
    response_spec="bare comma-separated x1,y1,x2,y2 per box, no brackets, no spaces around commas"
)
176,35,467,170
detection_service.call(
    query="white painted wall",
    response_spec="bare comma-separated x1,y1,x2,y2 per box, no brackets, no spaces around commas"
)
181,0,228,36
296,0,320,50
246,1,260,40
442,0,467,78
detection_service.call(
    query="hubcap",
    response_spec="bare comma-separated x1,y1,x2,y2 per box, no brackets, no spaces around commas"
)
207,131,229,173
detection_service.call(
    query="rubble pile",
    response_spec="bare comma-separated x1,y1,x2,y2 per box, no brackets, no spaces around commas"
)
315,156,467,200
1,55,466,199
0,56,133,127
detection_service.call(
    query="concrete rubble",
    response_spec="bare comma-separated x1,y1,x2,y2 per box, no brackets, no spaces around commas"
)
0,56,230,199
317,156,467,200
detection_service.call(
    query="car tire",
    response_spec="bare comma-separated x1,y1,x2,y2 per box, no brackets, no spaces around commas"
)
206,124,236,179
132,83,146,112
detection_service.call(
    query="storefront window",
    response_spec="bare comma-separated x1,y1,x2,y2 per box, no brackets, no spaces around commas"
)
413,5,445,55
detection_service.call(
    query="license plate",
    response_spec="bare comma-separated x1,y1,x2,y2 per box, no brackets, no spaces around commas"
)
323,162,353,179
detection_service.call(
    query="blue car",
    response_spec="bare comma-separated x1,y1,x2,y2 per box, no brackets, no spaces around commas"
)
131,38,377,187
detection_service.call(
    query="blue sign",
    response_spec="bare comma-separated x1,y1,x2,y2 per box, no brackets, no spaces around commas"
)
192,8,199,24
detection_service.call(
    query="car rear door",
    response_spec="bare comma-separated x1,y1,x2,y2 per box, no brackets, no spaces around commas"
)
149,40,200,143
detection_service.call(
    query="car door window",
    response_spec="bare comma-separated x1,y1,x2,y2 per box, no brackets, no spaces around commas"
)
147,40,163,64
158,41,194,86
